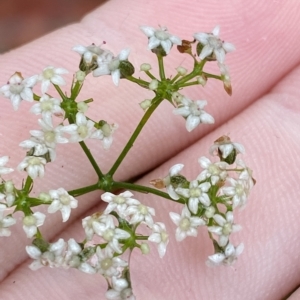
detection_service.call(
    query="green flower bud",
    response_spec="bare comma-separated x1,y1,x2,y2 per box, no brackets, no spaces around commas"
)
140,242,150,254
119,60,135,78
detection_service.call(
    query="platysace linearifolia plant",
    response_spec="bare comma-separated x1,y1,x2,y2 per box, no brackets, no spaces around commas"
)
0,25,254,299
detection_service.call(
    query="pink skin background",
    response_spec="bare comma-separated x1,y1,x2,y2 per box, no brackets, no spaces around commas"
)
0,0,300,299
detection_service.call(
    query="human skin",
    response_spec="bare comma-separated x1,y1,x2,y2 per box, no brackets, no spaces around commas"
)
0,0,300,299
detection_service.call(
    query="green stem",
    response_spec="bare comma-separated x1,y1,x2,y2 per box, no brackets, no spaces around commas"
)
145,70,156,80
112,181,185,204
71,80,84,100
79,141,104,178
68,182,99,197
126,76,150,89
170,73,181,84
180,81,202,88
23,176,33,193
202,72,222,80
135,236,149,240
157,55,166,80
108,95,163,177
54,84,67,101
175,60,206,86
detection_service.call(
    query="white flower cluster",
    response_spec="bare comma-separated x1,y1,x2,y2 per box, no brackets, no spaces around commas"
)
0,157,17,236
26,228,133,300
0,67,67,111
101,191,169,258
26,190,166,299
173,96,214,132
0,67,118,180
0,24,249,299
161,137,254,266
18,107,118,179
139,26,182,54
73,44,131,86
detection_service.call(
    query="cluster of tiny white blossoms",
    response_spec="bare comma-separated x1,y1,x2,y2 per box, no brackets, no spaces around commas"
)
25,190,166,299
152,135,254,267
0,24,253,299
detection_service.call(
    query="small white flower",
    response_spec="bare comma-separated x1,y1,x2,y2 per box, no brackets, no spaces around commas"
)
82,213,105,241
0,211,16,236
23,212,46,238
48,238,67,266
206,243,244,267
209,136,244,160
19,137,56,162
0,72,38,110
93,49,130,86
1,180,16,207
64,238,82,268
140,26,181,54
78,262,97,274
148,222,169,258
84,214,130,253
163,164,184,200
221,178,249,208
47,188,78,222
197,156,228,185
124,199,155,227
96,227,130,254
73,44,112,64
208,211,241,247
18,156,47,179
0,156,14,176
30,94,64,124
30,118,68,148
194,26,235,63
106,276,135,300
218,63,231,88
173,97,214,132
39,66,68,94
26,245,45,270
61,112,95,142
96,246,128,277
176,180,211,214
26,238,67,270
169,206,205,242
101,191,135,215
86,122,118,149
236,159,255,191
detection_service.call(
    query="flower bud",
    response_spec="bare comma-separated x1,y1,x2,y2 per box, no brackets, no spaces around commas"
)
23,215,36,226
205,206,216,219
140,63,151,72
210,136,245,164
140,242,150,254
149,79,159,90
75,70,86,82
39,192,51,202
150,45,167,57
4,180,14,193
166,174,189,190
176,66,188,76
119,60,135,78
197,75,207,86
139,99,152,111
77,101,89,113
172,92,183,104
